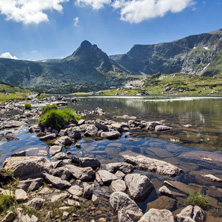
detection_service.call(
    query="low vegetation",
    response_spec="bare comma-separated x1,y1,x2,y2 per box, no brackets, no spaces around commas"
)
187,192,209,209
0,194,16,214
38,106,81,130
41,104,58,115
24,103,32,110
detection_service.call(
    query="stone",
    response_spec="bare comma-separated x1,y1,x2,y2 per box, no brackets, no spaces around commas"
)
95,121,108,131
3,156,51,179
68,185,83,197
125,173,153,201
83,182,94,199
67,199,80,206
96,170,118,185
115,170,125,180
159,185,172,196
118,209,134,222
176,205,205,222
92,194,99,203
55,136,72,146
53,152,69,160
138,208,174,222
51,192,69,202
72,157,101,170
78,119,85,125
109,192,143,221
121,151,182,177
15,189,28,202
106,162,134,174
85,125,98,137
65,164,95,181
49,145,62,156
39,133,57,140
155,125,172,131
67,127,82,140
52,167,71,180
110,179,126,192
17,178,43,192
26,198,45,209
101,131,121,140
43,173,71,189
164,181,198,194
202,174,222,183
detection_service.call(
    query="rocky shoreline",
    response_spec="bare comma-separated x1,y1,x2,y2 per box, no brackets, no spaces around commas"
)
0,96,221,222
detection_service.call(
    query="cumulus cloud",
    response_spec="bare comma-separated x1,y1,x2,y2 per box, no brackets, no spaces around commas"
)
0,52,18,59
0,0,69,24
113,0,195,23
76,0,111,9
73,16,79,26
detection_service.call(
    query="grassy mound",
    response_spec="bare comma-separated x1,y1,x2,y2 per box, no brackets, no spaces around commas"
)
38,107,81,130
42,104,58,114
24,103,31,110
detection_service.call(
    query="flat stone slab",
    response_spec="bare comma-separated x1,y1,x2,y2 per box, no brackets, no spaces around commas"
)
43,173,71,189
68,185,83,197
120,151,182,177
39,133,57,141
17,178,43,192
96,170,118,185
49,145,62,156
15,189,28,202
110,179,126,192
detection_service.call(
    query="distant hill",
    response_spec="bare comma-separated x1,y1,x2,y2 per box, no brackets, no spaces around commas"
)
110,29,222,76
0,29,222,93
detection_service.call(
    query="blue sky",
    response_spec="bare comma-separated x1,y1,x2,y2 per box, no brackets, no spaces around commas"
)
0,0,221,61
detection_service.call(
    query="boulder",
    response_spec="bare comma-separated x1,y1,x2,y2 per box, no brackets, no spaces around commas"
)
67,185,83,197
65,165,95,181
3,156,51,179
202,174,222,183
121,151,182,177
67,127,82,140
72,157,101,170
95,121,108,131
109,192,143,221
155,125,172,132
115,171,125,180
55,136,72,146
53,152,69,160
176,205,205,222
83,182,94,199
96,170,118,185
49,145,62,156
52,167,71,181
118,209,134,222
138,208,174,222
17,178,43,192
85,125,98,137
101,131,121,140
106,162,134,174
15,189,28,202
159,185,172,196
43,173,71,189
110,179,126,192
39,133,57,140
125,173,153,201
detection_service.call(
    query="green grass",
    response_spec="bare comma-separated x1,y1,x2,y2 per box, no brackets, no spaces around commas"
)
0,194,16,214
38,108,81,130
187,192,209,209
24,103,32,110
42,104,58,115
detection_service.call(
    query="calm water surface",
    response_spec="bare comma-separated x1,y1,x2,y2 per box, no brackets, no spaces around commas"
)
1,95,222,221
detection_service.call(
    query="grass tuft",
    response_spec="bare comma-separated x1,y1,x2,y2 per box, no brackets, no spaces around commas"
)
187,192,209,209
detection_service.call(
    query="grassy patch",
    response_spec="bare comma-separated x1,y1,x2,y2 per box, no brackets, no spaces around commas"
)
0,194,16,214
38,108,81,130
24,103,32,110
187,192,209,209
42,104,58,115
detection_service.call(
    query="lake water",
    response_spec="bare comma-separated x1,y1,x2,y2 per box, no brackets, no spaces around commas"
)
1,95,222,221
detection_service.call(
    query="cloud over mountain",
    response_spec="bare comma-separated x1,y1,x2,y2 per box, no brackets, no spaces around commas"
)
0,52,18,59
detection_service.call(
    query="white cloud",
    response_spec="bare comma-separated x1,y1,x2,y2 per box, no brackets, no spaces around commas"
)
73,16,79,26
0,0,69,24
113,0,195,23
0,52,18,59
76,0,111,9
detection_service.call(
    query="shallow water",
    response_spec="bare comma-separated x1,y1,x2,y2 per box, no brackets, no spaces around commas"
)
1,95,222,221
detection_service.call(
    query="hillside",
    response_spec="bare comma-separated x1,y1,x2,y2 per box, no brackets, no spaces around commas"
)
0,30,222,93
111,29,222,76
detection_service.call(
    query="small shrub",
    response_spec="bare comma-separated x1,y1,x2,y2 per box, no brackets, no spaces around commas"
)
187,192,209,209
38,108,81,130
24,103,31,110
42,104,58,115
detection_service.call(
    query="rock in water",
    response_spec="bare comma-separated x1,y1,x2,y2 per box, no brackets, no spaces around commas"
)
124,173,153,201
109,192,143,222
120,151,182,177
138,208,174,222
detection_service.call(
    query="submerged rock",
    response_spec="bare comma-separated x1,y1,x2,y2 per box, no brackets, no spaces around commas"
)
202,174,222,183
120,151,182,177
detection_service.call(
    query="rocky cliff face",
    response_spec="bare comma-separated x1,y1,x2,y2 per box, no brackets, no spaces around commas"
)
111,29,222,76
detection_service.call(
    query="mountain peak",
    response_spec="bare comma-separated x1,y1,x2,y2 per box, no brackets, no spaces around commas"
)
80,40,92,48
